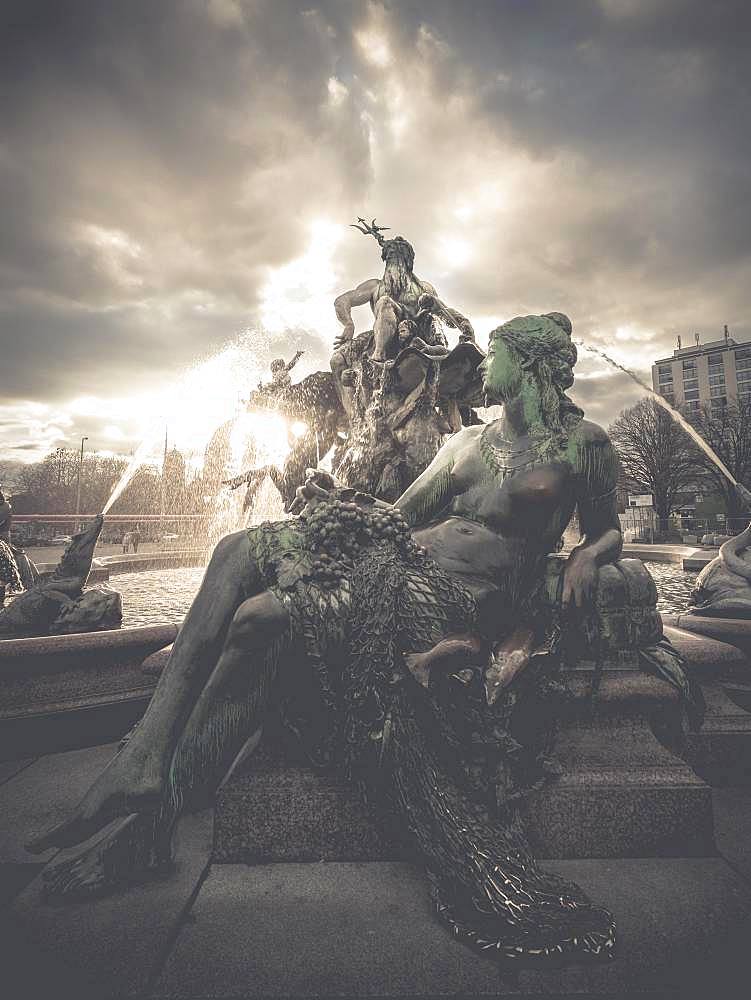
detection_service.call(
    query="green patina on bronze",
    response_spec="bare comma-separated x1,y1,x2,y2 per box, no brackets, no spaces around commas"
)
29,303,695,968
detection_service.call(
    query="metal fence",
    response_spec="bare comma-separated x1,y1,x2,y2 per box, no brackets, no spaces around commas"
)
9,513,211,548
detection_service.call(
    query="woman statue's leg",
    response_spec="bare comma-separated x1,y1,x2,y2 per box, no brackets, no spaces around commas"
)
39,590,292,899
27,529,264,855
162,590,291,817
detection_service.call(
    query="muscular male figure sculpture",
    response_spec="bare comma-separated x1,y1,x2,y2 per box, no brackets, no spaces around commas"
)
333,220,475,364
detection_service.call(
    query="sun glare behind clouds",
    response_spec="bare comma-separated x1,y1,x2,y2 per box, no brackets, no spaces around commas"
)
2,1,751,463
259,219,342,339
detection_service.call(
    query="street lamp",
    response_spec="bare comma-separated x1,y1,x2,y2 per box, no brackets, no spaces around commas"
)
75,436,89,520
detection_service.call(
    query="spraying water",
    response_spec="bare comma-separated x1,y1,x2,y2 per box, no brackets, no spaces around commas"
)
101,334,282,516
102,432,161,514
575,340,741,489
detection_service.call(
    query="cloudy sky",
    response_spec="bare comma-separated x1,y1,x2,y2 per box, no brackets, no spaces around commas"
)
2,0,750,466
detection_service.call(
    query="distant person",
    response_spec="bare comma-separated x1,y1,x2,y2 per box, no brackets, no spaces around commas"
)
0,488,11,545
122,532,132,554
131,526,141,553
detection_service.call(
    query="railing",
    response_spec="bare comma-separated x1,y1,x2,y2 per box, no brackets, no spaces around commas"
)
11,514,210,522
619,505,749,543
9,513,214,547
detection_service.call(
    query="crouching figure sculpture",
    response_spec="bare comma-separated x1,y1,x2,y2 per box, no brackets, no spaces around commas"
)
27,313,692,965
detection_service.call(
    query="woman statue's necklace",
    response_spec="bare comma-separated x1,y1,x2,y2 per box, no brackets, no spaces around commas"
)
479,423,555,478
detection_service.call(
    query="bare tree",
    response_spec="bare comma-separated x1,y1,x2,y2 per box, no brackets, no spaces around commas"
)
608,398,702,533
12,450,127,514
688,398,751,515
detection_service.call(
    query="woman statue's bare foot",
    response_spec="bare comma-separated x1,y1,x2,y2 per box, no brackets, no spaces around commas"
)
26,745,167,855
40,812,171,900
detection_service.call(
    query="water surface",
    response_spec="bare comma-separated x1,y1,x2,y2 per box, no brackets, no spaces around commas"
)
112,559,698,628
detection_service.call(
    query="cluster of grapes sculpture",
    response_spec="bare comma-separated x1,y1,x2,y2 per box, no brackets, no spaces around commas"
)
299,499,424,587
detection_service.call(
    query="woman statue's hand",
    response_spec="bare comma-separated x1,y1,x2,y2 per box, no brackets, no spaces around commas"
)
561,548,599,611
290,469,336,514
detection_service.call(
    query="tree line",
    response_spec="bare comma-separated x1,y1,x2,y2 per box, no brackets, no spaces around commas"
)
3,399,750,533
5,447,209,518
607,396,751,532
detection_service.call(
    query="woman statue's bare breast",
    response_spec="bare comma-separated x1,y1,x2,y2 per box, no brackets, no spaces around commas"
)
412,436,578,598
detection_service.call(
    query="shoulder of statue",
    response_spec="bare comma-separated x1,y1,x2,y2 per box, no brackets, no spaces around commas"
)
568,420,619,493
463,422,486,439
574,419,611,448
453,423,484,446
436,423,481,463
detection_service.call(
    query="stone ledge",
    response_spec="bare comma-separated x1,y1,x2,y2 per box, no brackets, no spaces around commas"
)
215,708,715,863
214,745,410,864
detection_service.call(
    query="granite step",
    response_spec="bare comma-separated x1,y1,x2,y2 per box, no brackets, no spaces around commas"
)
685,683,751,785
215,669,715,862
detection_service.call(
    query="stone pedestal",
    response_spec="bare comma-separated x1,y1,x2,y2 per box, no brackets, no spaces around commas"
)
214,665,715,863
664,623,751,785
522,667,714,857
685,682,751,785
214,743,409,864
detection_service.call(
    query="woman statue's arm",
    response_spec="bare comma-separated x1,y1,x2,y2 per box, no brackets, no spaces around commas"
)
562,426,623,609
395,434,463,527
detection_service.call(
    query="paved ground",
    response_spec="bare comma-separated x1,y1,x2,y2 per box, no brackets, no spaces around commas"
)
0,743,750,999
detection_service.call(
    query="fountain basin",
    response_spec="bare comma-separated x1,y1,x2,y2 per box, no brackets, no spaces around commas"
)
0,549,207,759
0,624,177,760
663,613,751,660
97,547,206,575
1,541,747,771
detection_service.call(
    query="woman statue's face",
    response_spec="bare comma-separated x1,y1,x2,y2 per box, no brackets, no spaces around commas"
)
481,336,524,403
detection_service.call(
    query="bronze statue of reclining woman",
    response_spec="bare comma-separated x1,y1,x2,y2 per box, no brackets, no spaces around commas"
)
28,312,626,964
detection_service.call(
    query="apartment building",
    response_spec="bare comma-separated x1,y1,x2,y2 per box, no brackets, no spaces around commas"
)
651,327,751,414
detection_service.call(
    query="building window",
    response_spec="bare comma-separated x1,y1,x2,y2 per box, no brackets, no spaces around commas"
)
684,389,700,401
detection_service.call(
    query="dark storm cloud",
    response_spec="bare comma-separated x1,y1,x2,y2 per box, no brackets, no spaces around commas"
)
1,0,751,459
0,0,371,387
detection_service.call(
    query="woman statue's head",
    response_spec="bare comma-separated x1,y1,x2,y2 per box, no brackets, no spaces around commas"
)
482,312,583,436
